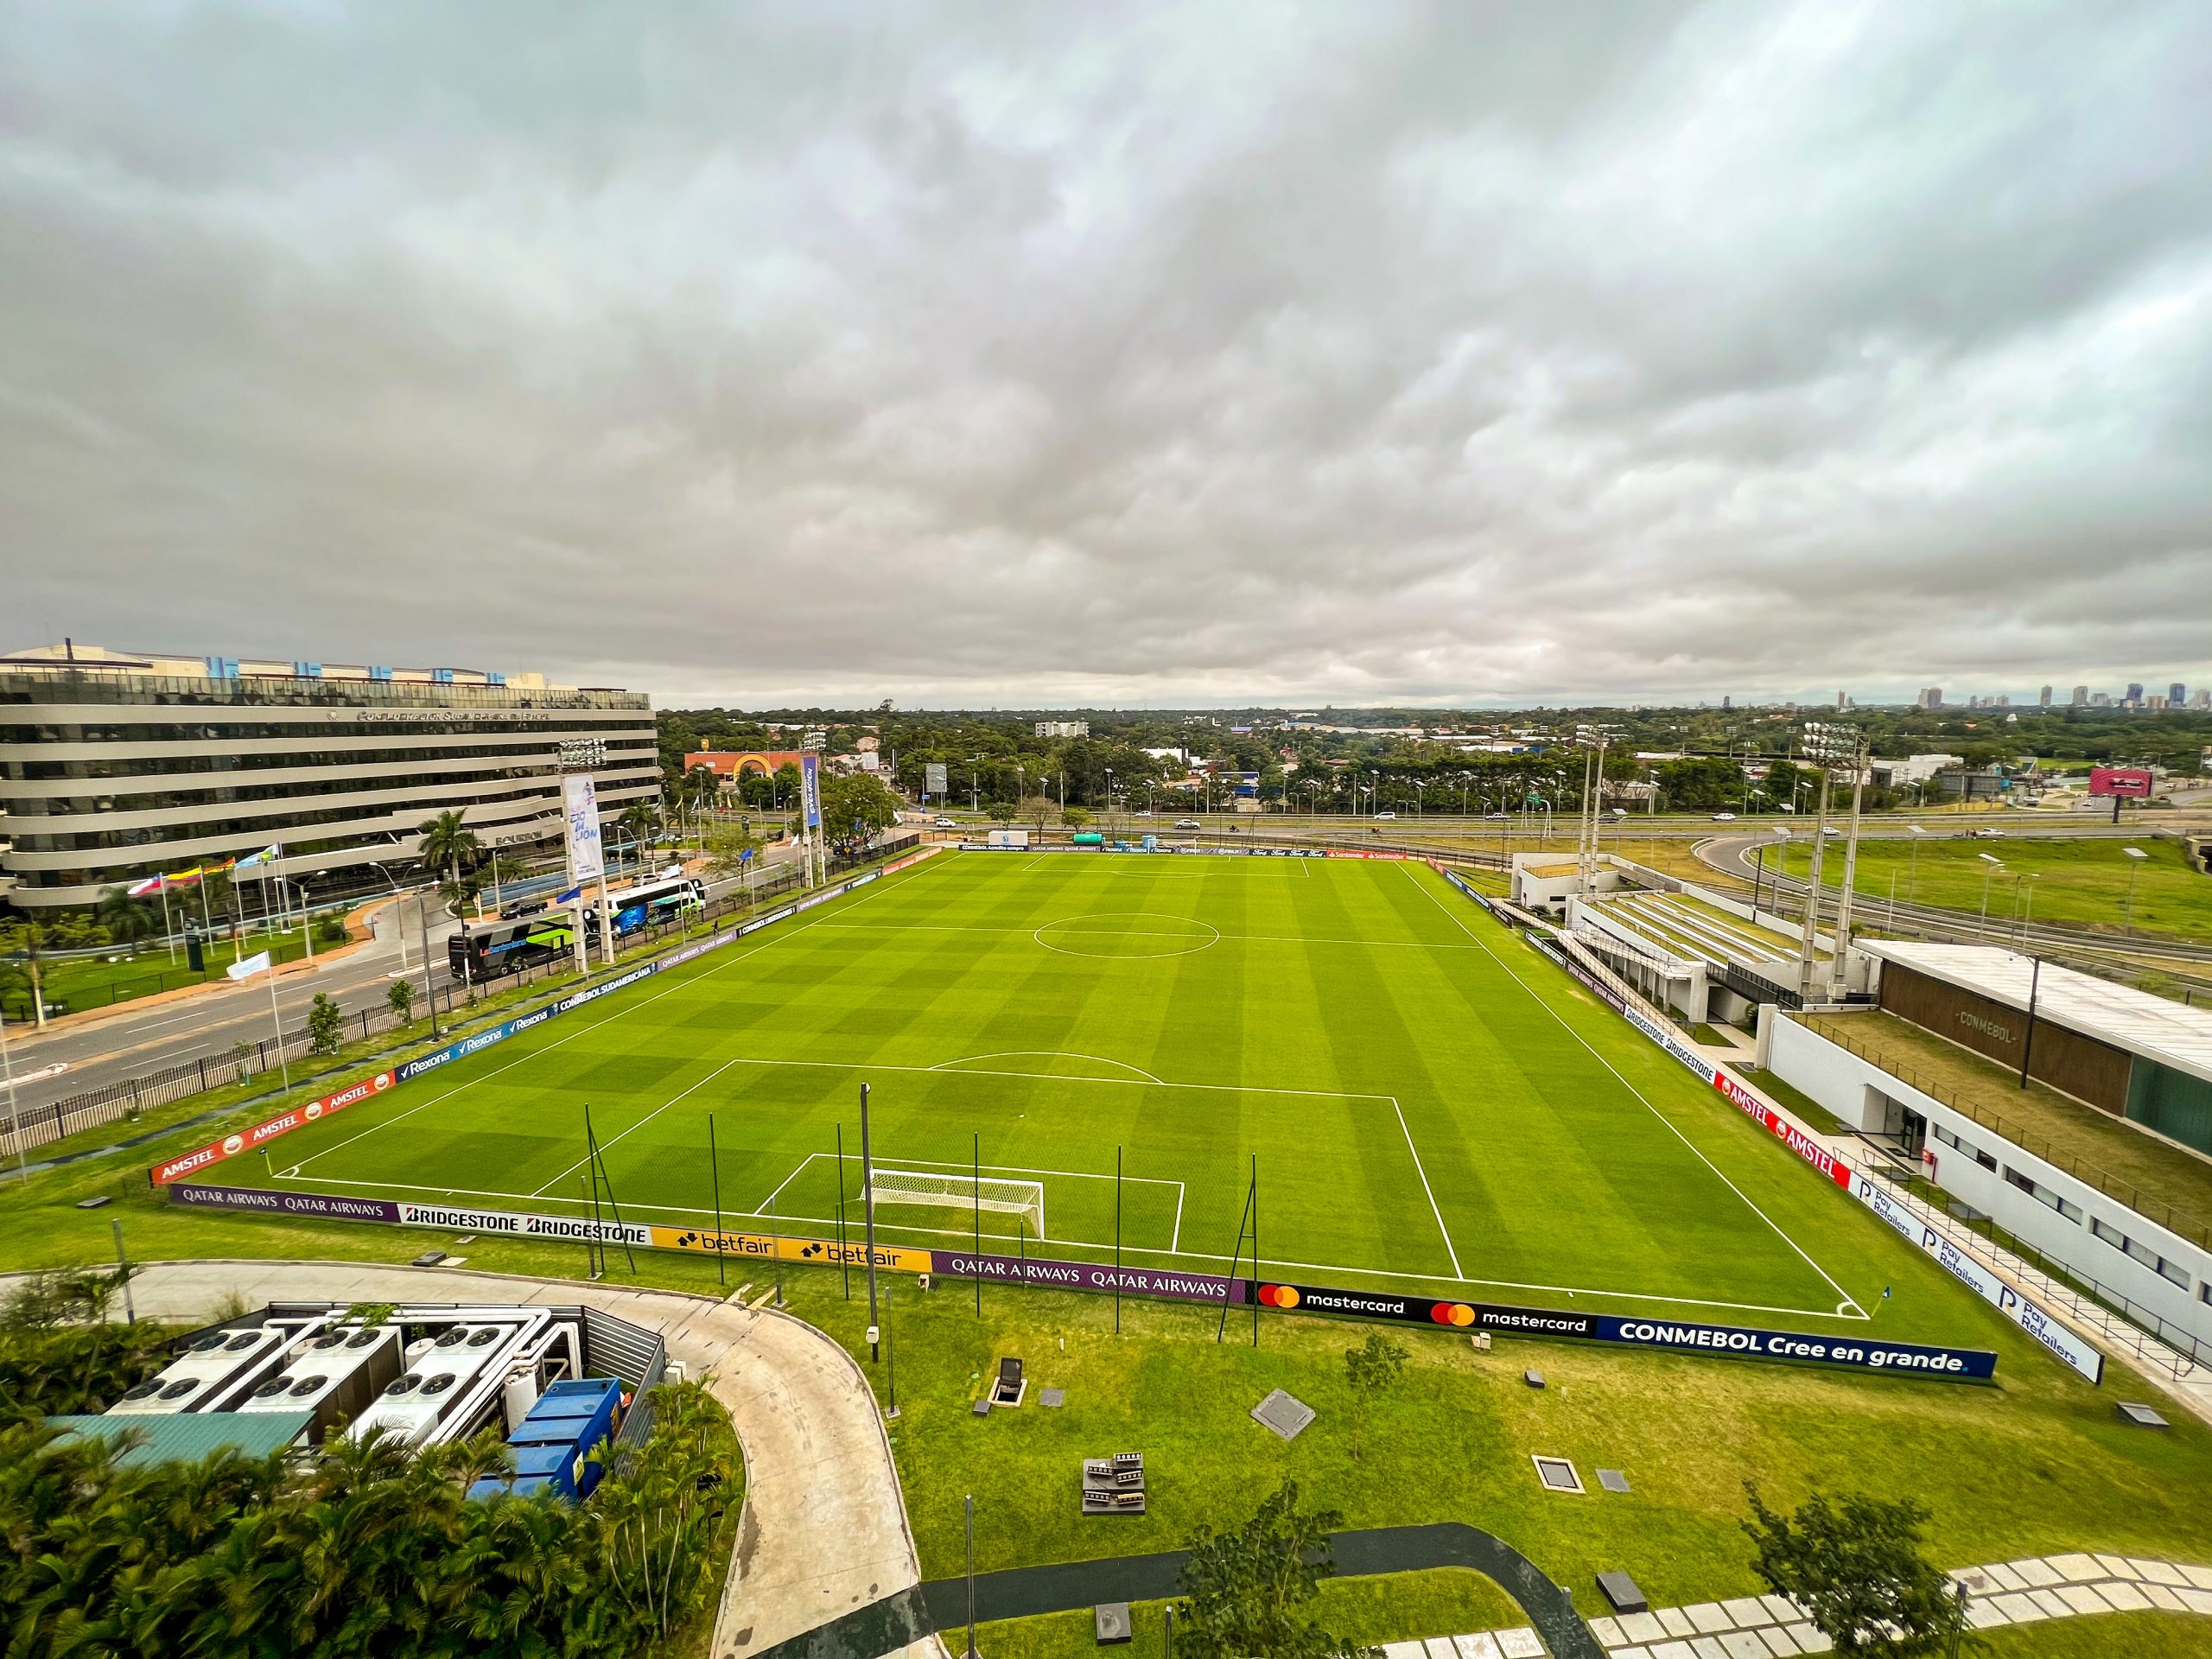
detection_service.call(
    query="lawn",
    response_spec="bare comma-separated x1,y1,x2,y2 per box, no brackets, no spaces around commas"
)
4,925,324,1020
1829,834,2212,942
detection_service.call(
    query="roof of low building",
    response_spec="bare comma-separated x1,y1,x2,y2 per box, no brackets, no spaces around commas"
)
46,1410,315,1468
1863,941,2212,1086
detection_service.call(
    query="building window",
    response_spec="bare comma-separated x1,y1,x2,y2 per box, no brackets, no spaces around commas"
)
2001,1167,2082,1222
2091,1217,2190,1288
1934,1123,1997,1172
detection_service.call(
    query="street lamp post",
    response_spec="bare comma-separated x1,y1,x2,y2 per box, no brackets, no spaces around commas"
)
1977,853,2003,932
2121,846,2148,937
1905,823,1926,906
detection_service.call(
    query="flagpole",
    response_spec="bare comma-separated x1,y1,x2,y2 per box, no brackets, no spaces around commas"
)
158,876,175,964
264,957,290,1093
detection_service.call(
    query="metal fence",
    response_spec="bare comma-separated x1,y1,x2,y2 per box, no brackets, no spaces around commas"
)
1802,1015,2211,1254
4,836,923,1160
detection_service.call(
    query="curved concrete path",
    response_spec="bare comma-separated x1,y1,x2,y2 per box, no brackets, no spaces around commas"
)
62,1259,933,1659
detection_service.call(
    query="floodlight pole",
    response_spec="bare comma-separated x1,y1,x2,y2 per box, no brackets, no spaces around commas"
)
860,1082,880,1360
1796,730,1836,991
1826,733,1868,999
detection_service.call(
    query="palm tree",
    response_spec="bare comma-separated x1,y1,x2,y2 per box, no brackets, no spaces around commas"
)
617,802,661,870
416,810,480,891
94,887,157,956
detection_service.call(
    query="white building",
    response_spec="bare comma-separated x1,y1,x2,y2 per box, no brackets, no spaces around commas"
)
1035,720,1090,740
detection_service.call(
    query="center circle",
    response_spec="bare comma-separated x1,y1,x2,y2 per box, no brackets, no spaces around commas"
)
1033,911,1221,959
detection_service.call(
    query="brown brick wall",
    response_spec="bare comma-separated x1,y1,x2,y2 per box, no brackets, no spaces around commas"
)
1878,961,2133,1114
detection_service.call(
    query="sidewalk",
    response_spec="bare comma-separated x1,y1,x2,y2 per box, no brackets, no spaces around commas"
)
73,1258,938,1659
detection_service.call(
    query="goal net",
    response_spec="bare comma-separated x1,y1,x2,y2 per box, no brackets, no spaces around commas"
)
861,1168,1046,1240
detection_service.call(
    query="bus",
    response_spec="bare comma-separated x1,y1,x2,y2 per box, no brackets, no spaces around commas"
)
584,871,706,938
448,916,576,984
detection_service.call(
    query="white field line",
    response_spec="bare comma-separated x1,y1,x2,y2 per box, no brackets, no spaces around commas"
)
528,1052,758,1198
757,1148,1180,1216
286,857,950,1178
274,1170,1857,1321
1402,863,1867,1319
930,1050,1167,1085
1391,1096,1465,1280
812,919,1475,951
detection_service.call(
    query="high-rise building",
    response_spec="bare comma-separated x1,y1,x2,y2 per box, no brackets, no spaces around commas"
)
2093,691,2113,707
2072,685,2089,706
1034,720,1090,739
1917,687,1942,709
2126,682,2145,703
0,643,658,914
2039,684,2052,708
2195,690,2212,710
2171,682,2188,706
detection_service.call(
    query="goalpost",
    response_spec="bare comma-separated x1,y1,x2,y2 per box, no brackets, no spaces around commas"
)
862,1168,1046,1241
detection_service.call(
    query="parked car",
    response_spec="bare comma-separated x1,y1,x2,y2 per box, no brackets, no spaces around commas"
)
933,817,957,829
1173,818,1203,830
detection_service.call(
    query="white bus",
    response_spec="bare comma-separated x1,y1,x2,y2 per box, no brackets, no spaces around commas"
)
583,870,706,938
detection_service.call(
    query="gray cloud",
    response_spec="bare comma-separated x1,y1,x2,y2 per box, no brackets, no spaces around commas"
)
3,0,2209,707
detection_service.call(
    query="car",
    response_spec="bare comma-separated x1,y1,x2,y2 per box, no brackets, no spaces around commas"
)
1968,828,2005,838
1173,818,1203,830
1711,812,1737,821
499,898,549,920
1375,810,1397,820
933,816,957,829
1484,811,1509,820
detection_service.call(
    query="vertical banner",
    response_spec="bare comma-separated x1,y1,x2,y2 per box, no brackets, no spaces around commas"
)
801,753,823,829
563,773,604,880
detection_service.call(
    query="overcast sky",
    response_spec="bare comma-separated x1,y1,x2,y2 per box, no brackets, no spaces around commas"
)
4,3,2209,710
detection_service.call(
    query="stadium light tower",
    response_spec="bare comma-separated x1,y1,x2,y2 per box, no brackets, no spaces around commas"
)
1802,721,1869,998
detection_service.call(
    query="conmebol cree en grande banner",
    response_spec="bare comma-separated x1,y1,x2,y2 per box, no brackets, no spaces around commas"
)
1250,1281,1999,1381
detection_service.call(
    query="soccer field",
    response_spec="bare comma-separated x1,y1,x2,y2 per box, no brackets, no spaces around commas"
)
250,851,1868,1323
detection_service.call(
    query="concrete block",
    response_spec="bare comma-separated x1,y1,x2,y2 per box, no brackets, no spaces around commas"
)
1720,1598,1770,1627
1685,1604,1733,1634
2101,1581,2151,1612
1450,1635,1500,1659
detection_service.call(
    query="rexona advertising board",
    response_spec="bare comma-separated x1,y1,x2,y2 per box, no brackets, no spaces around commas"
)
1251,1282,1999,1382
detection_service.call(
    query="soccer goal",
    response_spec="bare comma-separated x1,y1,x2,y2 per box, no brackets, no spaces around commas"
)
861,1168,1046,1241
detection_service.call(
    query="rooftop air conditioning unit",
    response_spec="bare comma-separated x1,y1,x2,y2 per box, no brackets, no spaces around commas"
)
106,1323,295,1417
237,1326,401,1443
349,1324,515,1448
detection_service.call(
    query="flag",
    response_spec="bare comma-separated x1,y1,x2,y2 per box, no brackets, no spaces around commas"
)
165,866,205,887
557,885,582,904
235,845,282,871
127,875,164,898
226,950,272,982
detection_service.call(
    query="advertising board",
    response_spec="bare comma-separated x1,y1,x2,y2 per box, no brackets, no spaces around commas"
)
2088,766,2154,798
562,773,605,880
801,752,823,828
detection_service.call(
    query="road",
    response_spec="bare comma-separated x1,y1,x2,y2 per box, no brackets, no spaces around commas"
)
0,845,805,1122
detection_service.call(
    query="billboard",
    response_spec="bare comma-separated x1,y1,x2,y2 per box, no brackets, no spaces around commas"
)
800,752,823,829
2088,766,2153,798
562,773,605,880
1251,1281,1998,1381
925,762,948,797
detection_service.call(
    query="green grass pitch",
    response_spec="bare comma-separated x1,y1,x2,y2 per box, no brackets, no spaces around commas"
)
243,851,1871,1323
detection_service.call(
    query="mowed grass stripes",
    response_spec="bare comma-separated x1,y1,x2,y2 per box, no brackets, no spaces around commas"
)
249,853,1865,1320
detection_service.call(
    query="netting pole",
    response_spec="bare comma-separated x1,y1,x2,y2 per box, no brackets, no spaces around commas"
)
860,1082,880,1362
836,1122,851,1300
582,1107,605,1281
973,1132,982,1317
709,1113,726,1288
1115,1144,1123,1335
1249,1154,1260,1348
587,1105,637,1274
1216,1177,1253,1344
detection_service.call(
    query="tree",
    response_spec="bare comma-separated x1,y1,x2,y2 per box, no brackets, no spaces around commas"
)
1027,795,1054,836
306,991,345,1056
1742,1484,1969,1656
703,822,761,881
1177,1482,1363,1659
985,798,1020,825
386,977,414,1025
417,810,481,893
618,801,662,868
1342,1331,1408,1460
820,774,903,850
1060,805,1090,830
94,887,157,956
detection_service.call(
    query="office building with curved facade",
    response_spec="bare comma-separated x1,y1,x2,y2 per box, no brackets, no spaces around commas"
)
0,642,658,914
